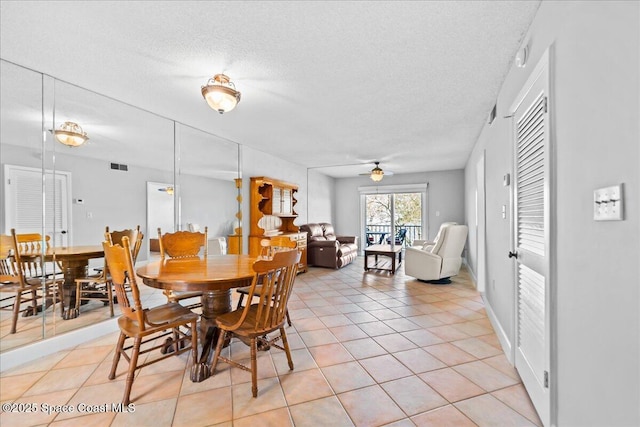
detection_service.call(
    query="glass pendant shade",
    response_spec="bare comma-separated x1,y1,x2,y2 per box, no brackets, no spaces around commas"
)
201,74,241,114
370,163,384,182
54,121,89,147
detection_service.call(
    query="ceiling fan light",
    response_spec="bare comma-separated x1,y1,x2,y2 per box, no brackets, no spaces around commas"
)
201,74,241,114
54,121,89,147
370,167,384,182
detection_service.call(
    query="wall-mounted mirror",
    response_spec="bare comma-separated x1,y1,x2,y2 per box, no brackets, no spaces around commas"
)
1,60,51,351
0,59,241,353
175,123,239,255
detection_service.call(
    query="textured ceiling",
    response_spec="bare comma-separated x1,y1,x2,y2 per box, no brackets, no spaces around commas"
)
0,1,540,178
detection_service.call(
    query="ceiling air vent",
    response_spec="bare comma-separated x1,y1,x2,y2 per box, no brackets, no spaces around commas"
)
110,163,128,171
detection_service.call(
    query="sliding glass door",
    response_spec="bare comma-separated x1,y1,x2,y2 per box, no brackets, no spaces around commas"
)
364,192,423,247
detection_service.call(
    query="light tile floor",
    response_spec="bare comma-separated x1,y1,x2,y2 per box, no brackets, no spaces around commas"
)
0,257,542,426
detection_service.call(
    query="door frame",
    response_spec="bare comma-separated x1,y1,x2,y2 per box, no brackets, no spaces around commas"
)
146,181,176,259
475,151,486,293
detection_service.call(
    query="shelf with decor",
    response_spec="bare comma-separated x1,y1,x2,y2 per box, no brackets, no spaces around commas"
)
249,176,307,272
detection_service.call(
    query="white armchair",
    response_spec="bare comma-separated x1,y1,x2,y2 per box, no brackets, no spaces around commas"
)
405,224,468,283
411,222,458,248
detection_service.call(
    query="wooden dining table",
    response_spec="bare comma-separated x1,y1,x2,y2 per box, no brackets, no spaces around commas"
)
136,254,256,382
22,245,105,320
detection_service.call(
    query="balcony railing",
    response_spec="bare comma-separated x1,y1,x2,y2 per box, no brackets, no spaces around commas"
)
365,224,422,247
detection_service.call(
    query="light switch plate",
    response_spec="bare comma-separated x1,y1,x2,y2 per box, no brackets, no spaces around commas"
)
594,184,624,221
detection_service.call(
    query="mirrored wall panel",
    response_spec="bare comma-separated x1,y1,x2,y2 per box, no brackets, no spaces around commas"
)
1,60,50,351
175,123,239,251
0,59,241,352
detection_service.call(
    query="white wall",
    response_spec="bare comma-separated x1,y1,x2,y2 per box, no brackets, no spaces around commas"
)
464,2,640,425
307,169,335,224
334,169,465,240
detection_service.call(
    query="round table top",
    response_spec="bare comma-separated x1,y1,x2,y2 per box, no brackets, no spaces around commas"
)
19,245,105,261
136,254,257,292
47,245,104,257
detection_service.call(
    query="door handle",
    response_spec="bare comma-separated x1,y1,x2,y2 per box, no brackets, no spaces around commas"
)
508,251,518,259
60,230,67,234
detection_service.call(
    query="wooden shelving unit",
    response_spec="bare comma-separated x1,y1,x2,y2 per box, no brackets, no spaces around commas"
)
249,176,307,272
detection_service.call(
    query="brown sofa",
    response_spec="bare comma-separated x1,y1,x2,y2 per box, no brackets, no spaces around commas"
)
300,223,358,269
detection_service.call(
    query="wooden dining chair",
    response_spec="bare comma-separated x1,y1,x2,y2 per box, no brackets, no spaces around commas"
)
0,230,62,333
75,226,143,317
158,227,208,309
104,235,199,405
235,237,297,326
15,233,63,280
211,248,301,397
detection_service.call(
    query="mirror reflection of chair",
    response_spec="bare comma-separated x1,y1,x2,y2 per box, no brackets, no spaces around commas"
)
158,227,208,309
75,226,143,317
235,237,297,326
15,233,63,316
0,229,62,334
211,248,301,397
208,236,227,255
103,236,199,405
15,233,64,281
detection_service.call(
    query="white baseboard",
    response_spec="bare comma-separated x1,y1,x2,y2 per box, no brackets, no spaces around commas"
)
463,257,478,287
481,293,513,364
0,317,119,372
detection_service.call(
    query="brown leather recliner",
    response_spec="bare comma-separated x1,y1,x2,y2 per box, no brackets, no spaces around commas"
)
300,223,358,269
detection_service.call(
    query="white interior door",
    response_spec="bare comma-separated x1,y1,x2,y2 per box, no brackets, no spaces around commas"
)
510,50,551,426
4,164,71,246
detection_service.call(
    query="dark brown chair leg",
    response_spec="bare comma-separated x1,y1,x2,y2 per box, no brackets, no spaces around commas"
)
10,292,20,334
236,293,245,310
280,327,294,370
109,332,126,380
122,336,142,405
250,337,258,397
210,329,226,374
286,309,292,327
30,290,38,315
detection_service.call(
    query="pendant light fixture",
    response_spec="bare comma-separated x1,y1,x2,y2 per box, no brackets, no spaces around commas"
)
201,74,241,114
370,162,384,182
53,121,89,147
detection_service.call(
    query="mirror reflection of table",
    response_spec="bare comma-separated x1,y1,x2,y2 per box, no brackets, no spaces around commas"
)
136,254,256,381
22,245,105,319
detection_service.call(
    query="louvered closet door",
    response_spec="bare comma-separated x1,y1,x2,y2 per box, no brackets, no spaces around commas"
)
512,51,551,426
4,165,70,246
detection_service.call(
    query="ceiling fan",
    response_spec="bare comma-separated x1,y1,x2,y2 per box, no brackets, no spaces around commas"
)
359,161,393,182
